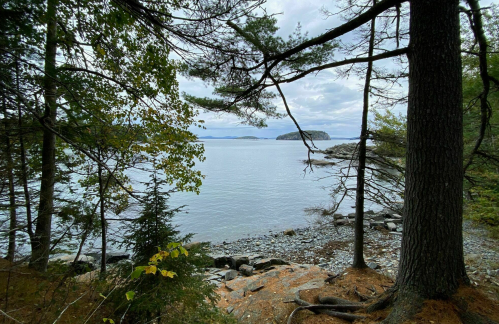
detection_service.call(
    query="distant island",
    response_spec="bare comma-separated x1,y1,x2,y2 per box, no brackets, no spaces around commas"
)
276,130,331,140
236,136,259,139
198,135,272,139
198,136,238,139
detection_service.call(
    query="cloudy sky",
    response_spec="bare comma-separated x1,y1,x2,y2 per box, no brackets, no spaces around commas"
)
178,0,494,138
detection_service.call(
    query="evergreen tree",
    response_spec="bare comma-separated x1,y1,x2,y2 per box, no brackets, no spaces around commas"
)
112,169,234,323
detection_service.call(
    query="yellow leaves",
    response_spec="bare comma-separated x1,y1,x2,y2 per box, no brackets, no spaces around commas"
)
130,243,186,281
149,250,169,263
96,45,106,56
160,270,176,278
144,265,157,274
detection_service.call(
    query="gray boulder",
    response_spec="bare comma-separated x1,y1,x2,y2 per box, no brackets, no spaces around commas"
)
230,255,249,270
239,264,254,276
253,258,290,270
386,222,397,231
225,269,238,281
210,255,232,268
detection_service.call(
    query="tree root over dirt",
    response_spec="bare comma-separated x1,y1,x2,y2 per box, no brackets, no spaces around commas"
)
287,290,366,323
366,286,499,324
288,282,499,324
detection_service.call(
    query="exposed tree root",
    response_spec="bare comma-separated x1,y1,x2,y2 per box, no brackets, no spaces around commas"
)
353,284,374,301
380,290,424,324
318,295,363,306
289,291,366,323
366,287,397,313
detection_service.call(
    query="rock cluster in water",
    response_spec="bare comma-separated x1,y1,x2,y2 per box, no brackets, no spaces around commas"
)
317,142,378,160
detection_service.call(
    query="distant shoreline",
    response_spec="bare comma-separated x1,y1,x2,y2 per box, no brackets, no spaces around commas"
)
197,136,358,140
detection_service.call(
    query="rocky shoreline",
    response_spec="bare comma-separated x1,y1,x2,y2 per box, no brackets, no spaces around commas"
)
207,218,499,287
306,142,393,167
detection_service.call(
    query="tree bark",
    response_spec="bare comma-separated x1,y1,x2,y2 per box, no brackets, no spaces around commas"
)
30,0,58,272
353,0,377,269
3,98,17,262
98,148,107,274
396,0,468,299
16,49,34,242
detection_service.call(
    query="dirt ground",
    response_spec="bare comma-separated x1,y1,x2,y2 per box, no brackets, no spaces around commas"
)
216,265,499,324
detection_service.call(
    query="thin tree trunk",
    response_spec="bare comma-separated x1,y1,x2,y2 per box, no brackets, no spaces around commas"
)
396,0,467,299
15,48,33,241
154,175,159,249
30,0,59,272
98,148,107,274
3,98,17,262
352,0,377,269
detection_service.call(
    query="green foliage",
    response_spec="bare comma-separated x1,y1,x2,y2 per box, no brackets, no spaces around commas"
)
369,110,407,158
460,4,499,235
109,171,234,323
184,15,337,127
465,171,499,238
1,0,206,269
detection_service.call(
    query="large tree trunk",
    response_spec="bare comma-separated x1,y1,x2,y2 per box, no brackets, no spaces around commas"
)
30,0,58,272
384,1,468,320
382,1,468,321
352,0,377,269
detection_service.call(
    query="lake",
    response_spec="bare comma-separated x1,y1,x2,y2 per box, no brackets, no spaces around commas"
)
153,139,376,243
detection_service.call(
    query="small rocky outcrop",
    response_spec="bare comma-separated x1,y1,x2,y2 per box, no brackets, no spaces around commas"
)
319,142,378,160
304,159,336,166
215,264,330,323
333,207,404,234
204,254,291,287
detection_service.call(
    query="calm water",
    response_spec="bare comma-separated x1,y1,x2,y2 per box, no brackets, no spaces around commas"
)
1,138,376,256
160,139,372,243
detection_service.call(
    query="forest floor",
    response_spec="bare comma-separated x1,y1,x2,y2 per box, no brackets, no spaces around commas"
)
0,223,497,324
0,258,114,323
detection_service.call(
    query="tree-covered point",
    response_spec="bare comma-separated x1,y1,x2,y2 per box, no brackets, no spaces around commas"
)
276,130,331,140
236,136,259,139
